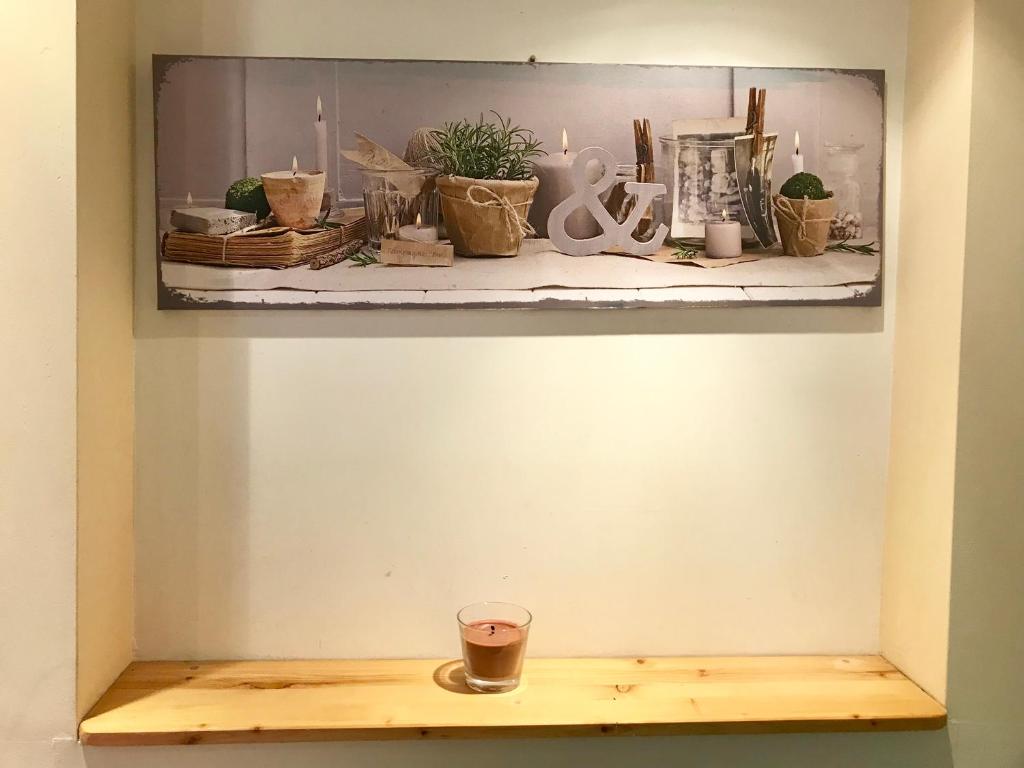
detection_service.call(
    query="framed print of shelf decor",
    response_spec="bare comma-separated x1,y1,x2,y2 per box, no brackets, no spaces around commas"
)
153,56,885,310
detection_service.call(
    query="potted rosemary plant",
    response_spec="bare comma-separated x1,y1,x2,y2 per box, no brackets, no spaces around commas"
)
426,112,544,257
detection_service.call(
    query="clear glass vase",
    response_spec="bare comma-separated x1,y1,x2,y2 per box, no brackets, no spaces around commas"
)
659,137,745,239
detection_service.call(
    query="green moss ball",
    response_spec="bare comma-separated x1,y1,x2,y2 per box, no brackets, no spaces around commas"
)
225,177,271,220
780,172,830,201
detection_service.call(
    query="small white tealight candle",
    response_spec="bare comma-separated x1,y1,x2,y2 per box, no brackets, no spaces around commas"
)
791,131,805,174
704,208,743,259
398,213,439,243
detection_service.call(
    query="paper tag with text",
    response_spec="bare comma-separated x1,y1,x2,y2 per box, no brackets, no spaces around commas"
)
380,239,455,267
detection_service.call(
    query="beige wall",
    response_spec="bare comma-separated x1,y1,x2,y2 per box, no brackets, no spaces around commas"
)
880,0,975,702
0,1,80,765
2,1,1021,767
0,1,137,763
114,0,961,766
76,0,137,720
947,0,1024,763
133,0,902,667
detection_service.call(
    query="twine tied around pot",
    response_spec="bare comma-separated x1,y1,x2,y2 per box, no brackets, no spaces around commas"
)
465,184,536,243
773,196,833,242
772,194,837,257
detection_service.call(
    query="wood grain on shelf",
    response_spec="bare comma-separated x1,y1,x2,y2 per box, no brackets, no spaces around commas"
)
80,655,946,746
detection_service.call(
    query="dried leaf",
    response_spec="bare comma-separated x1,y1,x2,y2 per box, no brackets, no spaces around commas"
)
340,133,413,171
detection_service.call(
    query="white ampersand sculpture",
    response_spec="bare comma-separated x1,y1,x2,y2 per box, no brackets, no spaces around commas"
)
547,146,669,257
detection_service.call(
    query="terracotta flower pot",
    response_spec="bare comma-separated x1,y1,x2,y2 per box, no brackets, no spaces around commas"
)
261,170,326,229
772,195,837,257
436,175,539,257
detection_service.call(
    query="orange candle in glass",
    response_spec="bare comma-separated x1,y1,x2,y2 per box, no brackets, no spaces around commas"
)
457,602,531,693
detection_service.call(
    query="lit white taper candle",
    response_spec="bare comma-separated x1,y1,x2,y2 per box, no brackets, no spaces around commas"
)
791,131,805,174
314,96,329,181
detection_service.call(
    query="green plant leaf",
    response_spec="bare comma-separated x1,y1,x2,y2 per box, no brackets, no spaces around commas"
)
424,111,545,180
826,239,879,255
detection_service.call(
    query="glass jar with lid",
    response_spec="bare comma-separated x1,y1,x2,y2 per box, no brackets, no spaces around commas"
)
822,143,864,241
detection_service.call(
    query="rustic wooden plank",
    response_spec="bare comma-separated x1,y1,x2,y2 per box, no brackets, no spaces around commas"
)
160,240,883,293
634,287,750,304
743,286,857,302
79,656,945,746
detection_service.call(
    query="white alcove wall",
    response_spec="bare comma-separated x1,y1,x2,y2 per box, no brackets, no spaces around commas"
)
60,0,1024,766
131,0,906,667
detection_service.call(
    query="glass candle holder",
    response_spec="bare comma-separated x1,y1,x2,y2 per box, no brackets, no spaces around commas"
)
457,602,531,693
360,169,436,251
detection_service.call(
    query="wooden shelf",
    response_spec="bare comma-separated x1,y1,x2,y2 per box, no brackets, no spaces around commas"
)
79,655,945,746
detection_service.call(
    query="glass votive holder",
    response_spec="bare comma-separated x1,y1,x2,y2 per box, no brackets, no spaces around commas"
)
457,602,532,693
360,169,436,251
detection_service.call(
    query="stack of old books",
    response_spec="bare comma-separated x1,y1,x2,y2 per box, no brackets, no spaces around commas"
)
162,207,367,269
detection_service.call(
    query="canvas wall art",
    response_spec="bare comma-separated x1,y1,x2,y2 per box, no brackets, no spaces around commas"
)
153,56,885,309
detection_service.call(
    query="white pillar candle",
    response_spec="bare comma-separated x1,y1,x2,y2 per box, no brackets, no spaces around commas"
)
528,129,601,240
398,214,439,243
791,130,804,174
314,96,329,181
704,210,743,259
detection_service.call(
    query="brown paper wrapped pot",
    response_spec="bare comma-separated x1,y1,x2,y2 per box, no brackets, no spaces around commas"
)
772,195,837,257
436,175,539,257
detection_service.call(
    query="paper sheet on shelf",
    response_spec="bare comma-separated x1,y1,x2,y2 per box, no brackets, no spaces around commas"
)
612,244,765,268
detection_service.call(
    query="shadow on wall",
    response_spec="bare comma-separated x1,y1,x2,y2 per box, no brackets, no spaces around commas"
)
133,331,252,659
135,306,884,341
82,730,952,768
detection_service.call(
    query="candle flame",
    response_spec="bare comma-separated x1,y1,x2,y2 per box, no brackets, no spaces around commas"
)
415,213,422,228
316,95,323,122
795,130,801,155
292,155,299,175
561,128,568,155
722,207,730,222
186,192,193,207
